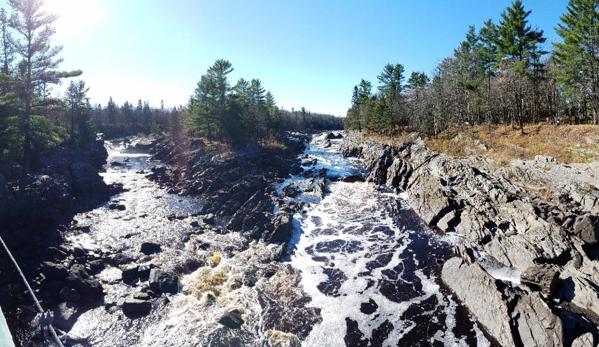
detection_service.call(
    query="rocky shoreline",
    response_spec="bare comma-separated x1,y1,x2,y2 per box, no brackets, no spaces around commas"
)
1,132,325,346
341,130,599,346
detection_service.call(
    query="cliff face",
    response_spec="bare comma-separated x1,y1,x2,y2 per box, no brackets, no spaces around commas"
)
342,130,599,347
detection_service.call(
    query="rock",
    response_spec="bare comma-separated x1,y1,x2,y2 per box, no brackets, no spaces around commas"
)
140,242,161,255
65,264,104,298
108,203,126,211
513,292,563,347
40,261,69,280
122,298,152,317
571,333,595,347
138,264,153,279
122,265,140,283
218,309,244,329
558,268,599,317
365,149,392,185
442,257,515,347
70,161,110,203
406,170,456,226
436,210,457,231
59,287,80,302
572,215,599,245
386,158,412,190
520,264,560,297
149,269,178,294
203,213,215,225
53,301,79,331
190,221,200,228
263,212,293,245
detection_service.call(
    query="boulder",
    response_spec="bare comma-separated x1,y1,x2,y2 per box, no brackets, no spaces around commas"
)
40,261,69,281
571,333,595,347
203,213,215,225
572,215,599,245
122,265,140,283
65,264,103,298
513,292,563,347
108,203,126,211
122,298,152,317
140,242,161,255
442,257,515,347
149,269,178,294
520,264,560,297
218,309,244,329
53,301,79,332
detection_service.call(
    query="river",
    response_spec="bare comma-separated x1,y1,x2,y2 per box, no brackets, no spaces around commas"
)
52,134,491,346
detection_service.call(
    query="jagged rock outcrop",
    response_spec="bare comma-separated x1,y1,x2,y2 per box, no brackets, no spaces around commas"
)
442,257,517,347
342,130,599,345
148,134,308,250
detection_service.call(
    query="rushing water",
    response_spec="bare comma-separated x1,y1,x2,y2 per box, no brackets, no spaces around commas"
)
54,134,492,346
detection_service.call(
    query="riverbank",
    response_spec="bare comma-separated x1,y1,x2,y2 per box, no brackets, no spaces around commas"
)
341,129,599,346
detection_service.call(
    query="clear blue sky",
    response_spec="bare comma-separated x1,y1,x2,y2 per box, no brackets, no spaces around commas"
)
3,0,570,116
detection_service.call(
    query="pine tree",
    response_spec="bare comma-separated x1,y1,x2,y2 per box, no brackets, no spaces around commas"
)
64,80,92,146
494,0,546,133
8,0,81,174
553,0,599,126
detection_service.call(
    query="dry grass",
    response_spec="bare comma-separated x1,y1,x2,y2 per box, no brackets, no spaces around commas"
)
424,124,599,165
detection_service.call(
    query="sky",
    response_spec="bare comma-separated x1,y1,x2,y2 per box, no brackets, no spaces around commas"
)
2,0,570,116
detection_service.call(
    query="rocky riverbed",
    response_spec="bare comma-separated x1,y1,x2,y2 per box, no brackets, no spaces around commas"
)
341,130,599,346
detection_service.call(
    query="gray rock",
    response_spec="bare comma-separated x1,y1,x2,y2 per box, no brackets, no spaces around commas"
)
571,333,595,347
386,158,412,190
218,309,244,329
558,268,599,317
441,257,515,347
122,298,152,317
149,269,178,294
406,170,455,226
572,214,599,245
264,212,293,245
520,264,560,297
513,292,563,347
364,149,392,185
436,210,457,231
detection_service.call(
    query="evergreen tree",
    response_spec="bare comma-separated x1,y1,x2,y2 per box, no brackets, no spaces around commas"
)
7,0,81,173
554,0,599,126
64,80,92,146
494,0,546,133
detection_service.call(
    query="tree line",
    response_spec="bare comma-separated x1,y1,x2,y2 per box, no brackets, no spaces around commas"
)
0,0,340,178
345,0,599,137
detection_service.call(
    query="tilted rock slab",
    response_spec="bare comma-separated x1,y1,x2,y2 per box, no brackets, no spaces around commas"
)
442,257,563,347
442,257,516,347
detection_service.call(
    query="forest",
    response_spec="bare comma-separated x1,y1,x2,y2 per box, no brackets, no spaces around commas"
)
345,0,599,137
0,0,342,177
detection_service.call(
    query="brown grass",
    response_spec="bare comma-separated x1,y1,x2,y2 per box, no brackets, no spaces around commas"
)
424,124,599,165
362,124,599,165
